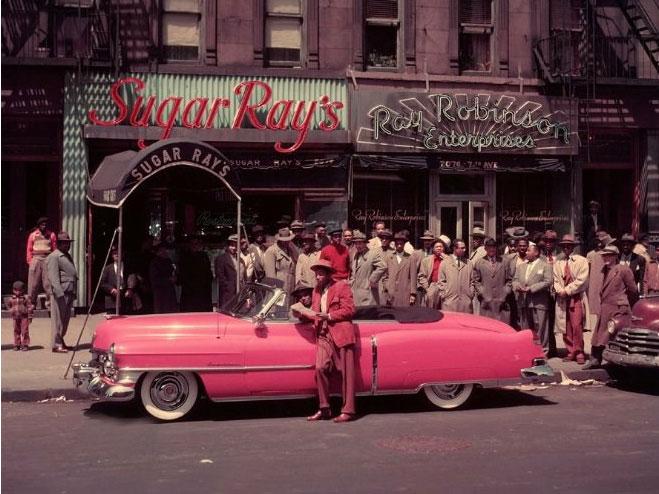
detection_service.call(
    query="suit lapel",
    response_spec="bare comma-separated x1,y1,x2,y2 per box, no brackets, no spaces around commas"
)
601,266,618,294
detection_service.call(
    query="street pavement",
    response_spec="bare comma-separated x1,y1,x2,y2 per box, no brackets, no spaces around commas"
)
2,384,659,493
1,313,610,403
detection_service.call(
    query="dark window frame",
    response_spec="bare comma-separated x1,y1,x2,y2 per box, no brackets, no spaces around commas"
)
458,0,494,74
364,0,402,71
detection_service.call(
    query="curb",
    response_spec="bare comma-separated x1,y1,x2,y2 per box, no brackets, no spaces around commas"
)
558,367,612,383
2,388,89,402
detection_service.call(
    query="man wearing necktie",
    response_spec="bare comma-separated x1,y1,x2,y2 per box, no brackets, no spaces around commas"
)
46,232,78,353
438,239,474,313
471,238,513,323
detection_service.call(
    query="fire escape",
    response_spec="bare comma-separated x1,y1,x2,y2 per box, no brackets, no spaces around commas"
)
1,0,121,70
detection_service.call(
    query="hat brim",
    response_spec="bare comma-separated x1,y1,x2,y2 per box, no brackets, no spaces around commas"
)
599,250,618,256
276,234,295,241
291,287,313,296
558,240,579,246
310,263,335,273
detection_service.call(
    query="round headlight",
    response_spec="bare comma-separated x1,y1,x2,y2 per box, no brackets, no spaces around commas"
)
606,319,617,334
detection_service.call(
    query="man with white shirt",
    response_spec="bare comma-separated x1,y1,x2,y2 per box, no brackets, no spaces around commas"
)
100,247,143,315
512,244,552,355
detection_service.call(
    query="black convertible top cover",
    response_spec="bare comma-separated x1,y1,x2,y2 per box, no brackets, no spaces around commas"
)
353,306,443,323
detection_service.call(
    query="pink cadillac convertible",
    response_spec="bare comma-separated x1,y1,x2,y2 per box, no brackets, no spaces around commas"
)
73,282,553,421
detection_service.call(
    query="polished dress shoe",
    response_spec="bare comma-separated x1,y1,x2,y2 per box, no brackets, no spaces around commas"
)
307,409,331,421
582,359,600,370
333,413,355,423
52,346,68,353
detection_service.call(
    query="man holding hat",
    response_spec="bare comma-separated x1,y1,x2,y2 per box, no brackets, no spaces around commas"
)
586,245,638,369
619,233,646,292
26,216,57,307
349,230,386,306
553,235,589,364
46,232,78,353
320,228,351,281
263,227,296,297
304,259,357,423
289,280,315,320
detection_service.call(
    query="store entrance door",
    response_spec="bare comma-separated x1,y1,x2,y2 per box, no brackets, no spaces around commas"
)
434,200,491,242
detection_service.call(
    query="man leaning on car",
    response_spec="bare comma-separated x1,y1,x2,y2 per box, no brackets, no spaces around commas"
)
297,259,357,423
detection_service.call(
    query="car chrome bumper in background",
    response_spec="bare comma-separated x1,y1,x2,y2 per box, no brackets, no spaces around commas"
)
603,349,659,369
72,363,138,401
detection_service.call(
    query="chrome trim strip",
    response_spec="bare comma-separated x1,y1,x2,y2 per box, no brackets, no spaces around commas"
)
120,364,314,373
370,335,378,395
210,393,316,403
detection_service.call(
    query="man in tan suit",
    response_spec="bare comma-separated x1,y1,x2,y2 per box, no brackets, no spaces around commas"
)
349,231,386,306
586,230,615,331
553,235,589,364
417,239,447,309
383,233,417,307
263,228,296,297
438,239,473,313
295,233,319,288
585,245,638,369
512,244,552,354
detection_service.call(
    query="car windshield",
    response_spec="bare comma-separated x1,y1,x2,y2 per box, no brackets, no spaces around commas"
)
219,283,277,319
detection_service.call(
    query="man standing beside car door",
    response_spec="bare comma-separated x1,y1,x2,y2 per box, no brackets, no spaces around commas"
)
304,259,357,423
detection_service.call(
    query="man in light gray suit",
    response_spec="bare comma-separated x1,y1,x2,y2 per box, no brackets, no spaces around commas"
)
349,231,386,306
512,244,552,355
46,232,78,353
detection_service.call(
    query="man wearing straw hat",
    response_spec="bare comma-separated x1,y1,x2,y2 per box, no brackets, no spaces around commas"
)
553,235,590,364
263,227,297,297
46,232,78,353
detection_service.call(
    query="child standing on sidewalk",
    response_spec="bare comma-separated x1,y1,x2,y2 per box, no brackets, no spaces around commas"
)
6,281,33,351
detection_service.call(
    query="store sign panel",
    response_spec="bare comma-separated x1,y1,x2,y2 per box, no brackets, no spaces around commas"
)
88,78,344,153
354,91,578,155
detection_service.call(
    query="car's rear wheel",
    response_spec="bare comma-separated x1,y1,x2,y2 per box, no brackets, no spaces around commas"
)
140,371,199,421
423,383,474,410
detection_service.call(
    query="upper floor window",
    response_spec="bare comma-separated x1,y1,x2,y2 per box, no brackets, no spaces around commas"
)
364,0,400,70
458,0,493,72
162,0,202,62
265,0,303,67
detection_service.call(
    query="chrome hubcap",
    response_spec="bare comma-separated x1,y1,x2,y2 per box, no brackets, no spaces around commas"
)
150,373,189,411
430,384,464,400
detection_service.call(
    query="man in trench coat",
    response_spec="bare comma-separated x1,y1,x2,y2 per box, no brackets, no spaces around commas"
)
417,239,447,309
263,227,297,298
383,233,418,307
471,238,513,323
585,245,638,369
438,239,474,313
349,230,386,306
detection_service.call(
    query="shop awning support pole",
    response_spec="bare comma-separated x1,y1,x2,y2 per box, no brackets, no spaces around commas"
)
236,199,241,294
116,206,123,316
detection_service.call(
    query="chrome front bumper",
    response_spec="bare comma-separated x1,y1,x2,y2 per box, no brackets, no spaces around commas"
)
603,349,659,369
72,363,138,401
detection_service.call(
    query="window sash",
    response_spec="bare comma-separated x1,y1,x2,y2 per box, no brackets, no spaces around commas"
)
163,0,201,14
266,0,301,15
459,0,492,26
163,12,201,47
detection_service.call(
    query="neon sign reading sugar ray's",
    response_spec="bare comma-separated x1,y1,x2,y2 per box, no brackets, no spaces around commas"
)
369,93,571,152
88,78,344,153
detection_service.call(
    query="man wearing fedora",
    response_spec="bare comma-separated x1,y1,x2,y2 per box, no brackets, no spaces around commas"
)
303,260,357,423
263,227,297,297
619,233,646,293
289,280,314,320
349,230,386,306
295,233,319,288
553,235,590,364
468,227,487,315
290,220,306,252
585,230,615,331
505,228,529,329
418,230,436,257
248,225,268,281
215,234,246,308
46,232,78,352
472,238,513,323
26,216,58,307
320,228,351,281
586,245,638,369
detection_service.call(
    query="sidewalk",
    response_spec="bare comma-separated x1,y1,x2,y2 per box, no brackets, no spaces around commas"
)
1,315,611,402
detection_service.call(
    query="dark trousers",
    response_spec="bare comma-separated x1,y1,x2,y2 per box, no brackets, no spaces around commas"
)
563,298,585,356
315,333,356,415
13,318,30,347
50,293,74,348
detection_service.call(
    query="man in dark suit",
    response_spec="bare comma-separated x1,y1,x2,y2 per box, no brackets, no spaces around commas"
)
585,245,638,369
46,232,78,353
583,200,606,251
512,244,553,356
215,234,246,309
302,259,357,423
619,233,646,292
101,247,124,314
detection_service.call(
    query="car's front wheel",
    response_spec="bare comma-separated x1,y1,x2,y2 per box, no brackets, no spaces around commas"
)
140,371,199,421
423,383,474,410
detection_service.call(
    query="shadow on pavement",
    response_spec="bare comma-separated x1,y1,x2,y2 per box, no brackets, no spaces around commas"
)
606,367,659,396
84,387,556,423
1,344,45,351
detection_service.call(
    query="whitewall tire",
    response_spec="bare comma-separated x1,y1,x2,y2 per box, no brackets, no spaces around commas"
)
423,383,474,410
140,371,199,421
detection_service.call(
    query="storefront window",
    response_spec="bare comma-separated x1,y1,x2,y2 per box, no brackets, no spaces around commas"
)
439,174,485,195
350,169,428,239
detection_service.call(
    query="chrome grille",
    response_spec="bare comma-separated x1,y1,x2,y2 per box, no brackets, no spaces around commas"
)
608,328,659,356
